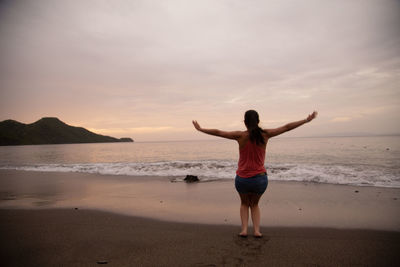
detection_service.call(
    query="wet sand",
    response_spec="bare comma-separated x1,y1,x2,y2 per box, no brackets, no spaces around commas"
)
0,170,400,266
1,170,399,230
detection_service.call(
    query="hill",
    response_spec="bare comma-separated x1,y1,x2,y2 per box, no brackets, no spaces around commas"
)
0,117,134,146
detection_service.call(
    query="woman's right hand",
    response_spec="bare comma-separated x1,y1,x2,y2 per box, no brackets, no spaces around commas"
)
192,120,202,131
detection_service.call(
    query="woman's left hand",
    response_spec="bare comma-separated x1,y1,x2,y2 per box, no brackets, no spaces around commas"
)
306,111,318,122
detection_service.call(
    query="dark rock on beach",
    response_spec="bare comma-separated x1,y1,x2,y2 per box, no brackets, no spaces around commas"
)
184,175,199,183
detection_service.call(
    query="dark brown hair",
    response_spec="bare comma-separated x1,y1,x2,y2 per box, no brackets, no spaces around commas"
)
244,110,265,145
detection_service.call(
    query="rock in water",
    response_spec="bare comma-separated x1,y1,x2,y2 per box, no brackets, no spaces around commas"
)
184,175,199,183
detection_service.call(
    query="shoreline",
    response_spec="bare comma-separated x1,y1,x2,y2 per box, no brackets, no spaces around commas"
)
1,169,399,230
1,208,399,266
2,167,400,188
2,167,399,190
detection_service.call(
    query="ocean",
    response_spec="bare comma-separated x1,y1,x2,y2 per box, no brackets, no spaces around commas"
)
0,136,399,188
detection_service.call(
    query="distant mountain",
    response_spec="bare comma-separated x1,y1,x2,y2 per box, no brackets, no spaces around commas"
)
0,117,134,146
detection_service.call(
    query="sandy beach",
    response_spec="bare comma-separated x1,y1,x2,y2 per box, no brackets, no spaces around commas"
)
1,169,400,266
1,208,399,267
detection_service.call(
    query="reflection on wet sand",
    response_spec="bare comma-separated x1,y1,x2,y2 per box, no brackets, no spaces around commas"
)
1,169,400,230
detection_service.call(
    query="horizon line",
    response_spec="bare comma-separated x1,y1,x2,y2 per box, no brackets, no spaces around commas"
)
132,133,400,143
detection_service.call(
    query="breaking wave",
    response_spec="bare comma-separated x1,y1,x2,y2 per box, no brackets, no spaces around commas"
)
1,160,399,188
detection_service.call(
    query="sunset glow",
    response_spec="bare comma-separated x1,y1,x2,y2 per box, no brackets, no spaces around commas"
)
1,0,399,141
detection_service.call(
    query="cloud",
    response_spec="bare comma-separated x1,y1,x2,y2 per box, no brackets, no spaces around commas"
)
331,117,352,123
89,126,173,135
0,0,399,140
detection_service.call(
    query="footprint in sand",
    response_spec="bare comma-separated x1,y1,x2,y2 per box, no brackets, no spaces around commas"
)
234,235,269,257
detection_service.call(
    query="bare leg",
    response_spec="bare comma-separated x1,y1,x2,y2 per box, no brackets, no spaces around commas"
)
250,205,261,236
239,193,250,236
249,193,262,237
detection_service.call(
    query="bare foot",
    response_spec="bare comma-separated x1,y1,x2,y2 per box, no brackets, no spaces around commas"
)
238,230,248,237
253,231,263,238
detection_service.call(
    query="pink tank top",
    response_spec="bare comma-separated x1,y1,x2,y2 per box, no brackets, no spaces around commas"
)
236,140,266,178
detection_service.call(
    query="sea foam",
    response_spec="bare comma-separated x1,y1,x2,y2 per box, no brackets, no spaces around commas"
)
1,160,399,188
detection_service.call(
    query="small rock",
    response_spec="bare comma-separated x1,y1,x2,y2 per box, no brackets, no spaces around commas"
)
393,198,397,200
97,260,108,264
298,208,302,211
184,175,199,183
224,219,228,222
355,190,359,193
386,148,390,150
160,200,163,203
74,207,78,210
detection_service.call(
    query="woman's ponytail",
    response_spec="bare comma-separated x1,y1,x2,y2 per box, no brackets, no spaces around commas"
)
244,110,265,145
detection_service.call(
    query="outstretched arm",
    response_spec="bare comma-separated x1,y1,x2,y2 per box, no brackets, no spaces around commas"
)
192,120,242,140
264,111,318,138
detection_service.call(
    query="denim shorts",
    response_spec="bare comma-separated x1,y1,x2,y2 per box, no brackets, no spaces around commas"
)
235,173,268,195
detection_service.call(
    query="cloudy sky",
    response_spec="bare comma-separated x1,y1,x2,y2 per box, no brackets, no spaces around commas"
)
1,0,399,141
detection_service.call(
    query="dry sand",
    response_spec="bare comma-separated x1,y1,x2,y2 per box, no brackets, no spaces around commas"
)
1,170,400,266
1,209,399,267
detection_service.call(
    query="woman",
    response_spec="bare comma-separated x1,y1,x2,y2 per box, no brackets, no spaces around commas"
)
192,110,317,238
